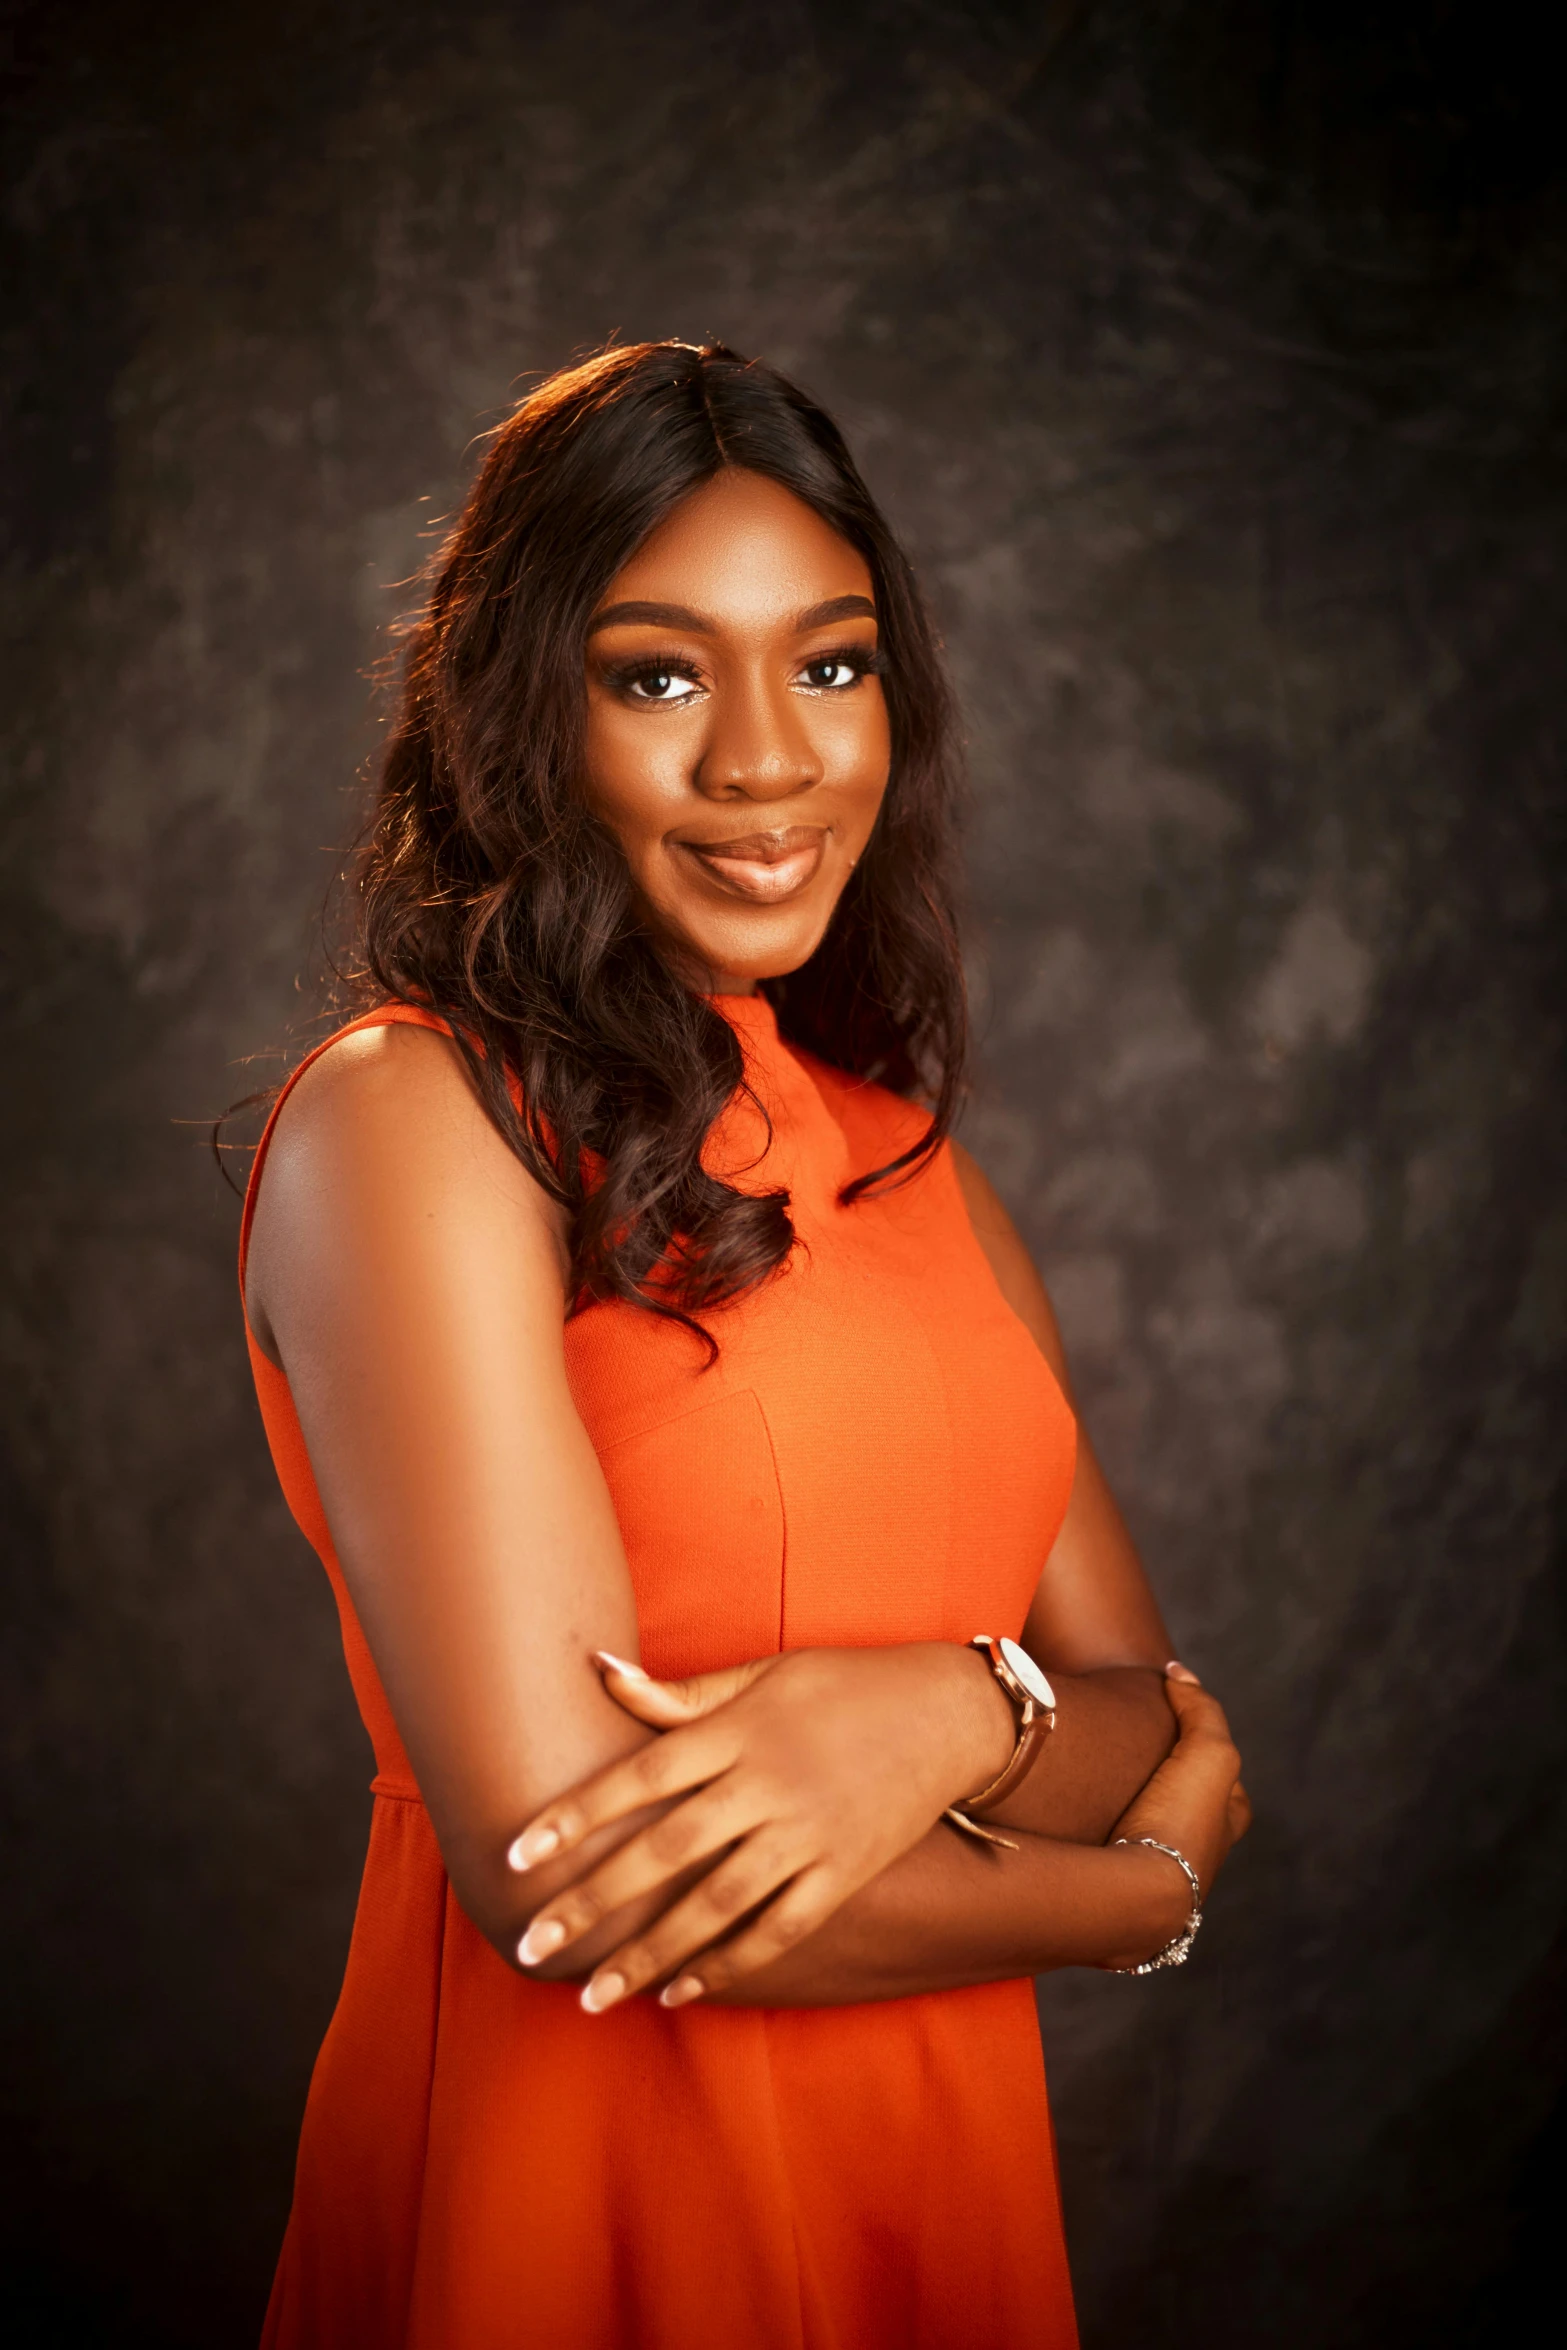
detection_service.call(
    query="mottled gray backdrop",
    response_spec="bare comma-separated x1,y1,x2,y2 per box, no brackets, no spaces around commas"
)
3,3,1563,2343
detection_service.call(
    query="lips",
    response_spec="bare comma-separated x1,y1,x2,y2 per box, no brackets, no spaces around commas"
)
678,826,827,904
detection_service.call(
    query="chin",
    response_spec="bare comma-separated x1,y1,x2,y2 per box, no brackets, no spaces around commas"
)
688,912,834,985
664,895,838,987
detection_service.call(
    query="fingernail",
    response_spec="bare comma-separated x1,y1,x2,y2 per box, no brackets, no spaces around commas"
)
593,1650,649,1682
580,1971,627,2014
1165,1660,1202,1684
517,1917,567,1967
507,1824,560,1872
659,1975,705,2010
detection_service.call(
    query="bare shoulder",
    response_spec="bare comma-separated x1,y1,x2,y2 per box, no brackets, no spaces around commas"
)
246,1020,568,1361
949,1139,1073,1395
258,1020,531,1202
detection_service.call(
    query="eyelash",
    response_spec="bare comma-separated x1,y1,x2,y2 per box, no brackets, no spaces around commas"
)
604,643,886,703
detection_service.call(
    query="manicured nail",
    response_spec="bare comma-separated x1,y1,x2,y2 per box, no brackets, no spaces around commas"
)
1165,1660,1201,1685
580,1971,627,2014
593,1650,649,1682
507,1824,560,1872
517,1917,567,1967
659,1975,705,2010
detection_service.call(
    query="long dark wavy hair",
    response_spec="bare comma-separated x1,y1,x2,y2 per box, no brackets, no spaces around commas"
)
354,339,967,1336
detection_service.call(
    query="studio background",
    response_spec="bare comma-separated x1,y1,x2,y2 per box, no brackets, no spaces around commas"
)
3,3,1563,2343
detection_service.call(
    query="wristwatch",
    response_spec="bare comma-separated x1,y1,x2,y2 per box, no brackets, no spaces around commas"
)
944,1635,1057,1850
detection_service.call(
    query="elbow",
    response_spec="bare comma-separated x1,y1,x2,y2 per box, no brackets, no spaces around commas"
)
442,1849,598,1986
464,1882,599,1986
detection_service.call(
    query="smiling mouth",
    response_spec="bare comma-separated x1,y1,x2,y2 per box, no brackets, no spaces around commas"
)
677,826,828,904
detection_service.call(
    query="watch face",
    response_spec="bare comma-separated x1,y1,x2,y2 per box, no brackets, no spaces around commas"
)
998,1636,1056,1710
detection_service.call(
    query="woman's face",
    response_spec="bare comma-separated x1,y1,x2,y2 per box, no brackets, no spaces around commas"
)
581,469,891,991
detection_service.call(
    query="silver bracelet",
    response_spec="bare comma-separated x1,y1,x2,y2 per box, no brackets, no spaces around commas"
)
1110,1836,1203,1973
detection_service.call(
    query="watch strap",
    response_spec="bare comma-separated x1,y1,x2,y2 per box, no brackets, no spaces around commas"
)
951,1634,1057,1819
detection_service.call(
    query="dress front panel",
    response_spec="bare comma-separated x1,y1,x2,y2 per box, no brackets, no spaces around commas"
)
245,995,1080,2349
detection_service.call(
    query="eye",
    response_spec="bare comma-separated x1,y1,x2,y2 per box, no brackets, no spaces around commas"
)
798,652,871,691
623,665,702,704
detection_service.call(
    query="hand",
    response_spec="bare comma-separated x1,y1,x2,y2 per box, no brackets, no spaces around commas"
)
1105,1664,1250,1950
505,1642,1013,2013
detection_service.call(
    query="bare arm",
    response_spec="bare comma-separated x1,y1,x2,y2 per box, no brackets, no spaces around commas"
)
718,1830,1188,2005
245,1024,673,1955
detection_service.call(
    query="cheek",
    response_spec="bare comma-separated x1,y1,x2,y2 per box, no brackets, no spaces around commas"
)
825,695,892,827
582,707,683,857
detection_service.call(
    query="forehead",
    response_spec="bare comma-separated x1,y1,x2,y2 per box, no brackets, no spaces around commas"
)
604,470,874,628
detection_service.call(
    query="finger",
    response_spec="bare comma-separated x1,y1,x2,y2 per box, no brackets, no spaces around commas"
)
516,1778,768,1966
575,1834,808,2012
658,1872,833,2008
1162,1674,1236,1743
1111,1708,1244,1863
1228,1781,1253,1839
593,1651,774,1728
507,1719,739,1871
1164,1658,1202,1685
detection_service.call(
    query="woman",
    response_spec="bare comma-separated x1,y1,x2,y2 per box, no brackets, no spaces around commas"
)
241,340,1248,2350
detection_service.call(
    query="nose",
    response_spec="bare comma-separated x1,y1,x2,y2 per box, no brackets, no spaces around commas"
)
693,667,822,803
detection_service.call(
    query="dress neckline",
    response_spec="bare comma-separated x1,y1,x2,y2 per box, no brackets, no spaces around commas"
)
709,990,781,1048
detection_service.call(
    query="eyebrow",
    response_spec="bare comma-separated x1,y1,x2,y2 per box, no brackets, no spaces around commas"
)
587,592,877,636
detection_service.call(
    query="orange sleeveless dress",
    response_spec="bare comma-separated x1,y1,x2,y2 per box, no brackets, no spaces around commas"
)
242,995,1080,2350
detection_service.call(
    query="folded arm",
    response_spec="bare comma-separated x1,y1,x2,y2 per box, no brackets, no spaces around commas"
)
506,1144,1243,2007
713,1669,1246,2007
246,1032,1241,2004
